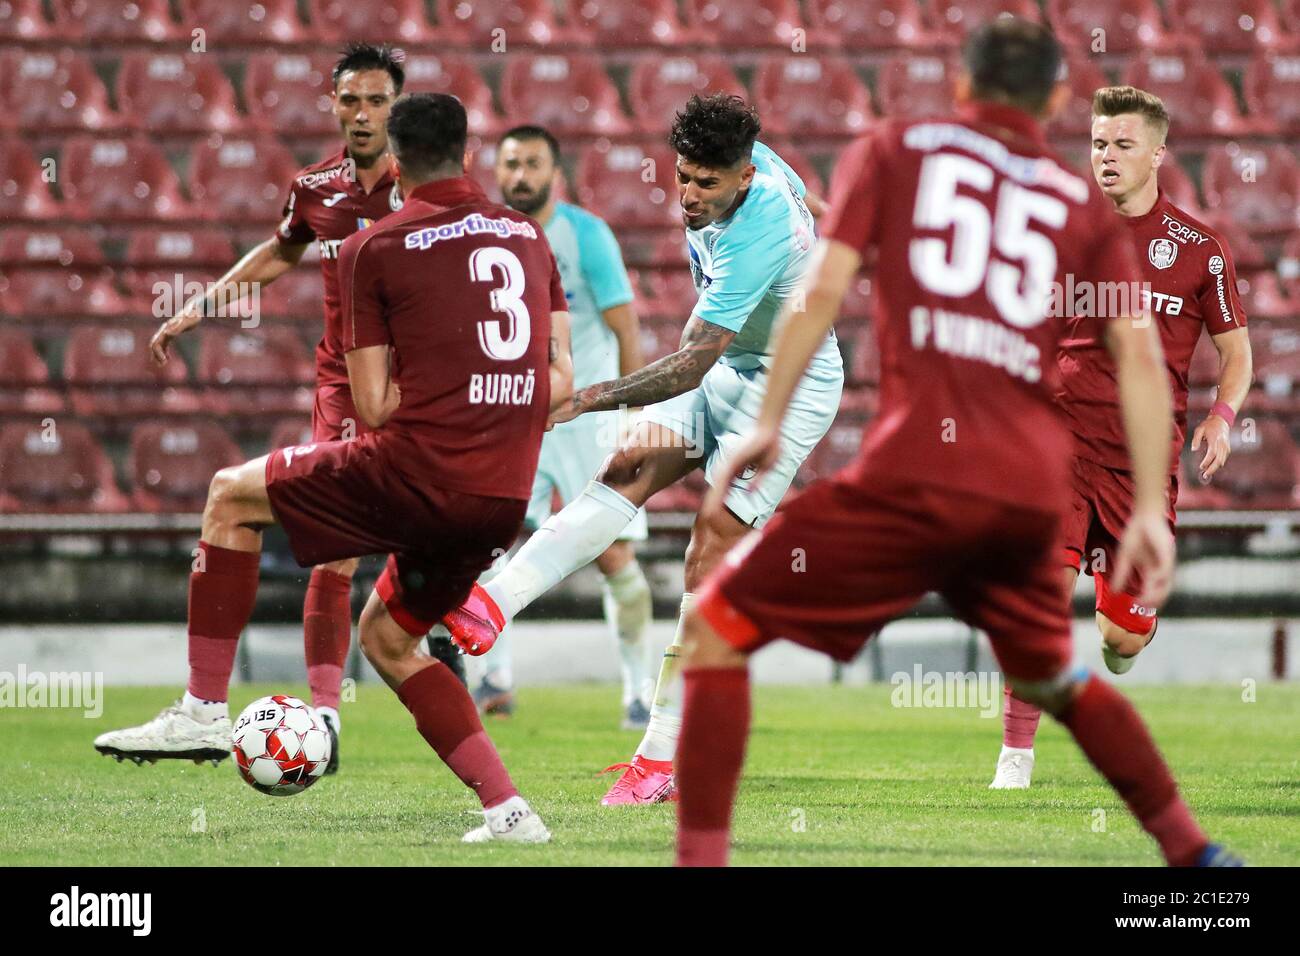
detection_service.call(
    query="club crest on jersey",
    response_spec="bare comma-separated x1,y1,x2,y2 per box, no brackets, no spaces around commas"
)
1148,238,1178,270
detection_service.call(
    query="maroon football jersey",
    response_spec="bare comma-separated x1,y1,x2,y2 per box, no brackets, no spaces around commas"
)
338,176,567,501
1058,190,1247,473
275,149,402,389
822,102,1143,509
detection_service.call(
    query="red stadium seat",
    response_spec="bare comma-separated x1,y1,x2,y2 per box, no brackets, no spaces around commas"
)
0,140,60,220
1279,233,1300,299
1158,153,1204,214
804,0,933,52
1047,0,1168,54
63,325,200,416
0,328,64,416
119,267,218,318
571,0,696,48
839,274,874,321
197,327,314,416
243,53,336,137
188,138,300,223
267,417,315,452
1244,46,1300,136
1206,418,1300,508
762,141,826,197
0,49,118,133
116,52,242,135
0,226,120,319
500,54,630,136
127,421,243,513
649,230,690,267
0,421,128,514
1255,327,1300,396
754,56,873,138
1201,213,1268,272
1236,271,1295,322
685,0,804,49
876,53,957,119
629,55,746,135
179,0,311,44
640,271,698,319
638,314,682,361
436,0,578,46
1285,0,1300,34
928,1,1041,44
307,0,433,42
257,268,326,320
59,136,190,221
1123,46,1250,138
125,227,237,268
0,0,56,40
1202,144,1300,236
53,0,180,41
1166,0,1284,54
403,54,500,138
577,142,682,229
1045,52,1109,139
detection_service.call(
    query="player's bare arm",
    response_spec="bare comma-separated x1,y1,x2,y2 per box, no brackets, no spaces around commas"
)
345,344,401,429
1104,313,1175,605
549,314,735,426
549,309,574,417
149,238,308,366
702,238,857,521
1191,327,1253,481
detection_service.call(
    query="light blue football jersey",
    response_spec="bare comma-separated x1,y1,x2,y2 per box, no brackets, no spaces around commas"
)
684,142,843,389
543,201,635,393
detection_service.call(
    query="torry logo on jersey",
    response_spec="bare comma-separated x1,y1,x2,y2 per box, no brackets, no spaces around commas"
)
1161,213,1211,245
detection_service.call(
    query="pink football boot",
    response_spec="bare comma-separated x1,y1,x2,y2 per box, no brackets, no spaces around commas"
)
440,582,505,656
599,755,677,806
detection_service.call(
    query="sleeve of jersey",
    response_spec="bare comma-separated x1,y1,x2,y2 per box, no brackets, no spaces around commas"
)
1199,236,1248,335
275,180,315,245
689,218,787,333
549,251,568,313
339,234,389,351
820,131,882,256
579,217,634,312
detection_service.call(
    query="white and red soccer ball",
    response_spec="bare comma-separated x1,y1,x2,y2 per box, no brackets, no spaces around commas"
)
231,695,331,796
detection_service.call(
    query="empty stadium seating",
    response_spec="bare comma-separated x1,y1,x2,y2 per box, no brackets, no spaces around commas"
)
629,55,746,135
267,417,315,452
1123,46,1252,138
404,53,501,137
1202,143,1300,236
197,326,314,415
1166,0,1285,54
0,420,128,514
188,138,300,223
500,54,631,135
124,228,238,269
754,56,874,138
309,0,434,43
0,0,56,40
437,0,577,46
62,325,200,416
1046,52,1110,139
1047,0,1170,53
876,53,958,119
0,49,118,133
116,52,243,135
127,421,242,512
1244,45,1300,137
59,136,190,221
929,1,1042,44
686,0,804,49
243,53,338,137
179,0,311,45
572,0,697,48
52,0,180,43
578,141,681,228
0,328,64,416
0,140,61,221
804,0,933,51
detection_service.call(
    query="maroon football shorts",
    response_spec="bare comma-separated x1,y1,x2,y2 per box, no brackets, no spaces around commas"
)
696,476,1073,683
1059,455,1176,635
311,382,370,443
265,434,526,635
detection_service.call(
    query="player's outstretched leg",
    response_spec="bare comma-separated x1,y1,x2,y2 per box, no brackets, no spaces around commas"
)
359,589,549,845
673,604,752,867
597,542,654,729
1011,669,1242,866
439,423,694,655
303,558,357,775
990,684,1041,789
94,457,274,766
1095,572,1159,675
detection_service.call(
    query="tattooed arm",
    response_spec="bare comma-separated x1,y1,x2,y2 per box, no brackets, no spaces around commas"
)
549,315,735,425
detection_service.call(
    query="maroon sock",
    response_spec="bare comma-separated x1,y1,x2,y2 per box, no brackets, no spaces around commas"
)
1003,683,1043,749
1058,675,1208,866
675,667,750,867
186,540,260,702
396,663,517,809
303,567,352,710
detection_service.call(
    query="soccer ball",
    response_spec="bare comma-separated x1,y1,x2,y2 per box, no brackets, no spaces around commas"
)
231,695,331,796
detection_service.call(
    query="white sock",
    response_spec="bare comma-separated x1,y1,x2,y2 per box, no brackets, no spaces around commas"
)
314,705,340,733
484,481,638,622
180,691,228,724
634,593,693,762
602,560,653,707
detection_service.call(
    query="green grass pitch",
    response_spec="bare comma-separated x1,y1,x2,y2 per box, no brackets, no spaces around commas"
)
2,683,1296,866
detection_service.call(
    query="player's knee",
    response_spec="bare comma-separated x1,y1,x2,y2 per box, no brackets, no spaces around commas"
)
1006,670,1079,716
204,467,242,523
358,603,399,666
318,557,359,579
684,510,747,590
596,445,646,492
681,608,745,669
1098,613,1149,658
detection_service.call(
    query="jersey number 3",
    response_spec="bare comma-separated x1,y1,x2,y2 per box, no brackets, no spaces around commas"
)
471,246,532,361
909,152,1067,329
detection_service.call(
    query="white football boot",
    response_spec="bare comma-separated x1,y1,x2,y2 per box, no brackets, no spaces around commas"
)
94,701,232,765
988,746,1035,790
462,795,552,844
